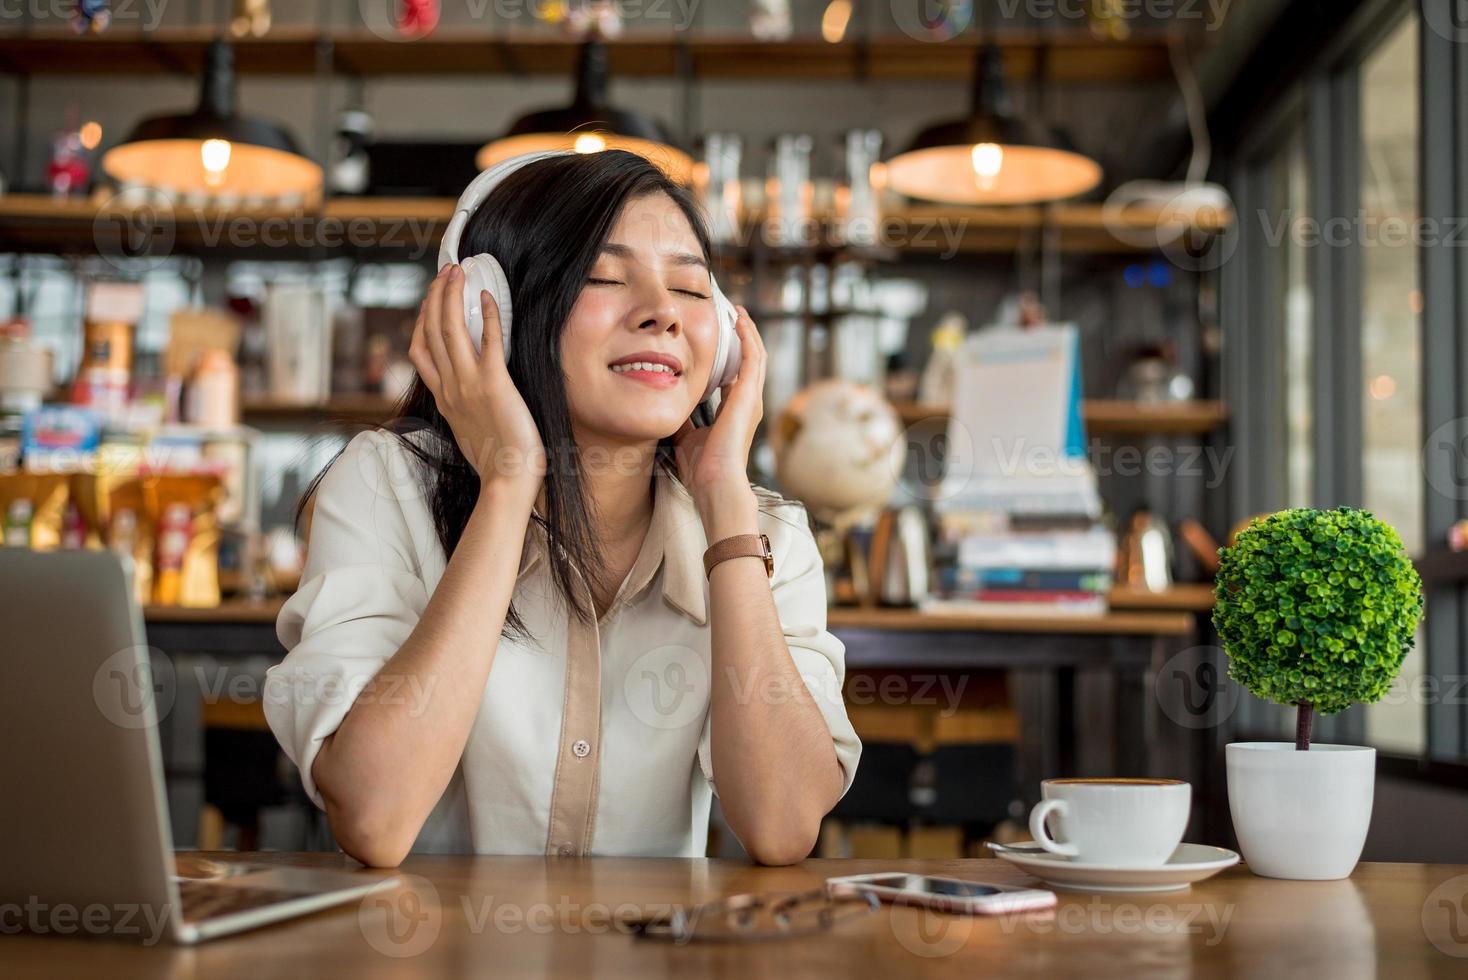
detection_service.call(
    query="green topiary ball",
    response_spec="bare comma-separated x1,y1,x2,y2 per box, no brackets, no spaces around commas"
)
1213,507,1425,714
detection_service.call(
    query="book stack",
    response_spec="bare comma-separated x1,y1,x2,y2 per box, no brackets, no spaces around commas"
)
926,474,1116,616
922,323,1116,616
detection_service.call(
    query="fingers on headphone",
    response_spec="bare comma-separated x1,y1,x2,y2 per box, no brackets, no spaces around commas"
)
732,307,766,399
733,304,755,339
733,306,764,361
409,307,442,393
479,290,506,370
440,267,479,374
421,265,454,372
746,311,768,358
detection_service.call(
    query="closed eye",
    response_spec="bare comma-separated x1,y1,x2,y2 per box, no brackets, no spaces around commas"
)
589,277,709,300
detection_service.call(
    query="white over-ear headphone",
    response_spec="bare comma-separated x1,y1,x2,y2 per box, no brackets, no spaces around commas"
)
437,149,742,408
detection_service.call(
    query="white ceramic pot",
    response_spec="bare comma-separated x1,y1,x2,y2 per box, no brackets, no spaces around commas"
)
1226,742,1376,880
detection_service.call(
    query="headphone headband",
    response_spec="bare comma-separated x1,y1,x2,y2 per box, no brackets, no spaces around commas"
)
437,150,574,270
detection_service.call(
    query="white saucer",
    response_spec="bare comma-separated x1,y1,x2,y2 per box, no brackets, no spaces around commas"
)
989,842,1240,893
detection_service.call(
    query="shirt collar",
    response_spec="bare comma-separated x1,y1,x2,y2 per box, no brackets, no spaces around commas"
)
513,467,708,626
652,468,709,626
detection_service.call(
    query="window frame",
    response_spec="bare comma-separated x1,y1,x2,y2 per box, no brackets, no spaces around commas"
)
1220,0,1468,762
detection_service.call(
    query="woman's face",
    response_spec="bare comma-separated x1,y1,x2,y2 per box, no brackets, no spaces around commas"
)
560,191,718,446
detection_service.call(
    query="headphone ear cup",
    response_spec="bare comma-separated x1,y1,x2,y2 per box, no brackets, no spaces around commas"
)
458,253,513,359
703,279,743,401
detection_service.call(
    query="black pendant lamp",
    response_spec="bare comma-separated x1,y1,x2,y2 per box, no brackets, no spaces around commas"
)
102,39,322,201
476,38,693,183
884,44,1101,206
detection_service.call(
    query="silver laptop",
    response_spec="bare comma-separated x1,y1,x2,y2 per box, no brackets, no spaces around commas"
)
0,549,394,943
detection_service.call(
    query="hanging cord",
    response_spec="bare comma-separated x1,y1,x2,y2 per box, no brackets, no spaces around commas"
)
1100,35,1230,249
1168,35,1210,186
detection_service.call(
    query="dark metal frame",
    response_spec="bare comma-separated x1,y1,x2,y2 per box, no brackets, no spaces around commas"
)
1419,0,1468,761
1220,0,1468,763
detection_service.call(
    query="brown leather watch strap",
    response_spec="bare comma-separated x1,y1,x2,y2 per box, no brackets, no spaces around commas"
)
703,532,773,579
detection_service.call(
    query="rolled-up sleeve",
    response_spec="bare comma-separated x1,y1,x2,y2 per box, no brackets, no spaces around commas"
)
697,508,863,798
263,429,431,807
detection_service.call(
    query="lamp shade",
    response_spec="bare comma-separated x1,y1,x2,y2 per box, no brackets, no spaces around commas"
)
476,39,693,183
101,39,322,200
885,45,1101,206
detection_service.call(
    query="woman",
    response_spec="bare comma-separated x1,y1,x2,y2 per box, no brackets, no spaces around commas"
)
264,150,860,867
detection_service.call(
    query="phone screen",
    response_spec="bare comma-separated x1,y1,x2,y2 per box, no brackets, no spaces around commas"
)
863,875,1002,897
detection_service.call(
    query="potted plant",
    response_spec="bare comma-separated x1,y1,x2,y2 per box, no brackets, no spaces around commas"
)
1213,506,1424,880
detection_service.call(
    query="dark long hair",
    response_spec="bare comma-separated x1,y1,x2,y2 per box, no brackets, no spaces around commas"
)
300,150,714,635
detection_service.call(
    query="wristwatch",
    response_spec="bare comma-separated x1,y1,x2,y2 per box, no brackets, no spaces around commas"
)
703,533,774,579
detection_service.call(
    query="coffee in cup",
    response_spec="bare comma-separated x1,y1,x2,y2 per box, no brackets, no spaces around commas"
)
1028,778,1191,866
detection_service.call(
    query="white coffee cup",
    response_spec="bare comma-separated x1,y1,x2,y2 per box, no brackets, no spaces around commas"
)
1028,778,1191,866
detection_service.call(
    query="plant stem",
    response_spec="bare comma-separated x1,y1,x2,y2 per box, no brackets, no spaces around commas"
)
1295,701,1314,751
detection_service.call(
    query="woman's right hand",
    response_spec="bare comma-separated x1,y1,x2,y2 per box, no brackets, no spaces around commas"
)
409,264,545,499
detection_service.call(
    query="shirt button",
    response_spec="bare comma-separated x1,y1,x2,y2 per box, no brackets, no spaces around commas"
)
572,739,591,758
557,843,576,858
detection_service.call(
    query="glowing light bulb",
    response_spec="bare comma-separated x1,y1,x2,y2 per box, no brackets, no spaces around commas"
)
79,121,103,151
573,133,607,154
201,139,232,188
971,143,1003,192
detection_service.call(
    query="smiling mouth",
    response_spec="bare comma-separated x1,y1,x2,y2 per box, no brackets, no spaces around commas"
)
608,361,682,389
609,361,680,376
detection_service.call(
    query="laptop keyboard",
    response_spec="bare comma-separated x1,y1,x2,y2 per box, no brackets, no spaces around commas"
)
176,878,311,923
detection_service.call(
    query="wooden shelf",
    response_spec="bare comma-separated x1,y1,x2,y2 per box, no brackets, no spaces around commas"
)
1083,399,1230,434
241,394,400,424
1107,583,1216,612
144,598,285,624
1413,549,1468,588
0,27,1179,82
0,194,1231,258
826,605,1194,636
238,396,1231,433
892,399,1230,434
0,194,453,256
145,596,1193,635
891,402,953,424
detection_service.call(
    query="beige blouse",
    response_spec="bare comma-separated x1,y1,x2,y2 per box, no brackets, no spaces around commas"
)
263,428,861,858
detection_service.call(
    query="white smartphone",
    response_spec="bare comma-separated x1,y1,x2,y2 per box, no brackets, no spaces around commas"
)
825,873,1056,915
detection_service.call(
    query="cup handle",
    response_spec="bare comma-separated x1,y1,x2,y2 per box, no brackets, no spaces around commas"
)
1028,799,1079,858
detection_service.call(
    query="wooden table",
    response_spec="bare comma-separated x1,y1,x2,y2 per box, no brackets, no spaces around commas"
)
7,854,1464,977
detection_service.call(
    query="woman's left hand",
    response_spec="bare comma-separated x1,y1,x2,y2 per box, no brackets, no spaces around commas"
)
673,306,766,526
